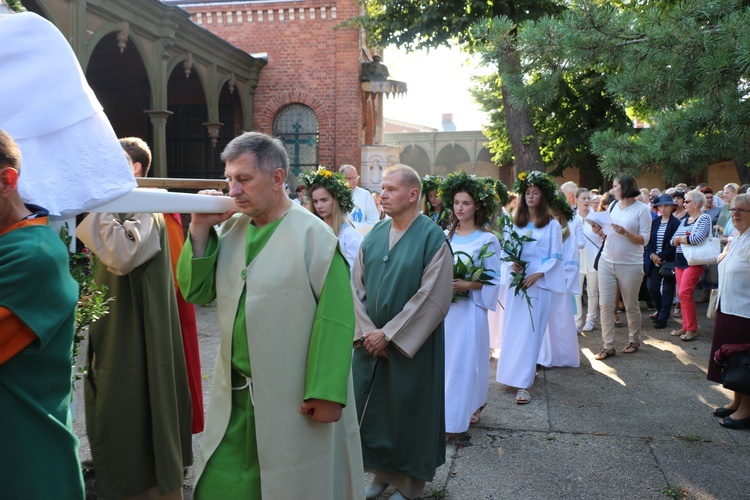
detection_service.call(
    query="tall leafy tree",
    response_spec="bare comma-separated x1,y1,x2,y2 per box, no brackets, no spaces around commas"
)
470,16,632,188
513,0,750,183
349,0,564,173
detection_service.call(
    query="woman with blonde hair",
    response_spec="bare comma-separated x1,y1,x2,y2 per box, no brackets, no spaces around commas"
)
301,166,362,267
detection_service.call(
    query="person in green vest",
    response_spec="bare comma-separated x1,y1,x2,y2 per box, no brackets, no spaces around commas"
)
351,164,454,500
0,129,84,499
177,131,364,499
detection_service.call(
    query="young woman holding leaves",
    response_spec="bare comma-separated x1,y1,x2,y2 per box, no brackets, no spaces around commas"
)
439,172,502,433
496,171,564,405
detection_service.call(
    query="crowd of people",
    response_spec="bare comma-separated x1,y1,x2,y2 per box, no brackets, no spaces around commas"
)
3,124,750,499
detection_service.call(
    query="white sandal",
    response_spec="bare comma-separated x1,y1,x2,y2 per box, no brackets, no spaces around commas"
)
516,388,531,405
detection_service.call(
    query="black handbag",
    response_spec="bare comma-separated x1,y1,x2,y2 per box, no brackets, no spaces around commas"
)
720,351,750,395
593,241,604,271
660,261,676,278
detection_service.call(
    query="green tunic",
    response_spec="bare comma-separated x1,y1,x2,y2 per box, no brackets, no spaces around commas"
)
353,216,448,482
82,213,193,499
0,219,84,499
178,208,362,499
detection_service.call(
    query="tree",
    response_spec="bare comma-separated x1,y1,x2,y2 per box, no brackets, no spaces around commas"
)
470,17,632,189
512,0,750,184
348,0,563,173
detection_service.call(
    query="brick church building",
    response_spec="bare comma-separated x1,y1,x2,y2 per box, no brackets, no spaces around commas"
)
167,0,403,187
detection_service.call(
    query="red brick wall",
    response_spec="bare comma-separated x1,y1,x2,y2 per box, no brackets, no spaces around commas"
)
180,1,364,171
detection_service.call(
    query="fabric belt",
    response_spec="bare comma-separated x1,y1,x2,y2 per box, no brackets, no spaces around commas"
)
231,371,255,406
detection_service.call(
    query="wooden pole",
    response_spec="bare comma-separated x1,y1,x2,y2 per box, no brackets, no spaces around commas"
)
136,178,228,190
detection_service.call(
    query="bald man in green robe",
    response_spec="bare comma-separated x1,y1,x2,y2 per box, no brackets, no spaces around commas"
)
352,164,453,500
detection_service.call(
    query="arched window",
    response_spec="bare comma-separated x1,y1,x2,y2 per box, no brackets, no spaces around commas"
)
273,104,319,174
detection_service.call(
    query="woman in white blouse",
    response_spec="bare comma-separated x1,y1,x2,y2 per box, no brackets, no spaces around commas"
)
706,194,750,429
590,174,653,360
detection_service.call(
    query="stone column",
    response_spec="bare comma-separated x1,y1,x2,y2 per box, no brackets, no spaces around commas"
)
144,109,173,178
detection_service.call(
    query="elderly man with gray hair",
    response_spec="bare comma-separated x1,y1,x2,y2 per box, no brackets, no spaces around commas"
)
340,164,380,229
179,132,364,499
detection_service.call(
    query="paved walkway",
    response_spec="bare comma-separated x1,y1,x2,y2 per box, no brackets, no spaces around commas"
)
74,298,749,499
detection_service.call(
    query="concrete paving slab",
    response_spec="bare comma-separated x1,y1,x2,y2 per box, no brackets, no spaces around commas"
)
73,298,750,499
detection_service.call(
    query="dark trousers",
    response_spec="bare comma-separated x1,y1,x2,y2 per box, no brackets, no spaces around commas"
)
647,267,676,323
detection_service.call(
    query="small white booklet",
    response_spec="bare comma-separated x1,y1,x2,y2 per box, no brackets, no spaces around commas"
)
584,210,616,236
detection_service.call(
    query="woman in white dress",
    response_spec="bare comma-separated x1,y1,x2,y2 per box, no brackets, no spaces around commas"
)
497,171,565,404
440,172,502,433
539,193,580,368
301,166,362,267
488,180,512,357
421,174,451,230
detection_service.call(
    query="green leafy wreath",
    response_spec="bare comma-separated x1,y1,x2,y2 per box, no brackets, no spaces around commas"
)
421,174,442,195
494,180,511,207
550,190,575,221
300,166,355,214
437,170,501,220
512,170,558,205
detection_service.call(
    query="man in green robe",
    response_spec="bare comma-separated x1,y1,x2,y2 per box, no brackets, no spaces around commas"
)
77,139,193,499
0,129,84,499
177,131,364,499
351,164,454,500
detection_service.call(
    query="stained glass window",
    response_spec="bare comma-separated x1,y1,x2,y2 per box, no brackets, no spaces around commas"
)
273,104,319,174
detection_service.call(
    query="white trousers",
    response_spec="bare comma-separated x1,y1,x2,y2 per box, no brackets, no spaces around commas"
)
575,270,599,327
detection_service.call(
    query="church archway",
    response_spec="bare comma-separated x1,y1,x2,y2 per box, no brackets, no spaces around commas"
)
86,32,150,143
475,147,499,179
435,144,470,176
400,145,431,177
166,64,212,178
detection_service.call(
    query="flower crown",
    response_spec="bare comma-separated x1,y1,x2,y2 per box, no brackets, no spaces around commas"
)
438,170,501,219
494,180,511,207
300,166,355,214
421,174,443,195
550,190,575,221
513,170,558,205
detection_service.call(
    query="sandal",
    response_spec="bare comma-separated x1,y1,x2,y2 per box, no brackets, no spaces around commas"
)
649,311,658,319
680,331,699,341
670,328,685,337
622,342,639,354
614,315,623,327
594,349,615,360
470,404,486,425
516,388,531,405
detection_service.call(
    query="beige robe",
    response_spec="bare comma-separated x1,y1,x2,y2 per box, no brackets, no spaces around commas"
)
193,204,364,499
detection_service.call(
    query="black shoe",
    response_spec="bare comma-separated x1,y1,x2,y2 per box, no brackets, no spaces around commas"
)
714,407,735,418
654,320,667,329
720,415,750,429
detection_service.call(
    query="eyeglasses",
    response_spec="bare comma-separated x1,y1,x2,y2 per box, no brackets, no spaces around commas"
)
729,208,750,214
